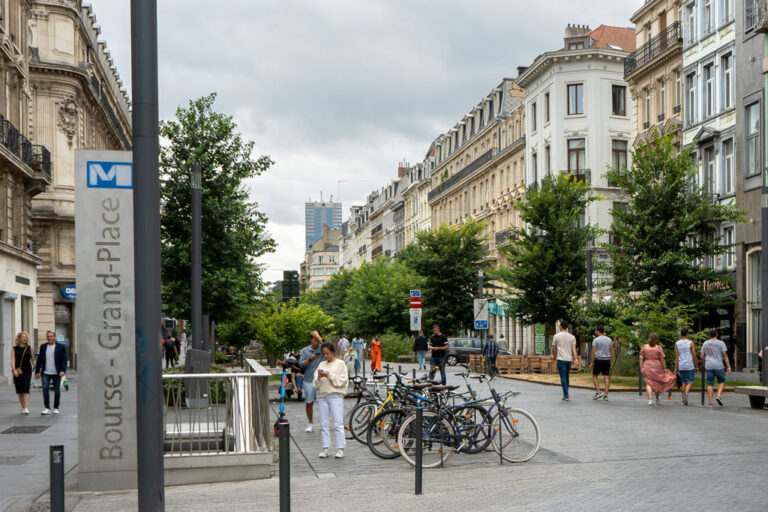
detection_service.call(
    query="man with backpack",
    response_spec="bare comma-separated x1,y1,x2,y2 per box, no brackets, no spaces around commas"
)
164,337,178,369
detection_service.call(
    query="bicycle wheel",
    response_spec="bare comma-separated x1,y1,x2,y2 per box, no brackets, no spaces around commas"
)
452,405,491,454
397,410,455,468
348,401,378,444
366,409,403,459
490,407,540,463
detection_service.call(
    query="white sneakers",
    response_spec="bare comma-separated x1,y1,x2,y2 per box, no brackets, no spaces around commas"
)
334,449,344,459
305,424,313,433
41,408,51,415
318,448,344,459
21,408,29,415
53,409,60,414
318,448,329,458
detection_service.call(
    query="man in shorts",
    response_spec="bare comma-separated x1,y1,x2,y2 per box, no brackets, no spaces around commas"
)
700,329,731,407
590,326,613,400
674,327,699,406
299,331,324,431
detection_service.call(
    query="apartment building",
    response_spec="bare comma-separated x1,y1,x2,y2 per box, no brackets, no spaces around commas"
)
403,155,432,246
302,225,340,290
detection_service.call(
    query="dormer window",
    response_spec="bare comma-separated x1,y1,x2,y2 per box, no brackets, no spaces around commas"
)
568,41,585,50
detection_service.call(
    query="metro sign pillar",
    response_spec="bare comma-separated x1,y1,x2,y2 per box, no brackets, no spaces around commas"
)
410,290,421,331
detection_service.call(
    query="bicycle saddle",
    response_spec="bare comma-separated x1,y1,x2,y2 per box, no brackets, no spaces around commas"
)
410,382,431,390
430,385,459,392
373,374,389,380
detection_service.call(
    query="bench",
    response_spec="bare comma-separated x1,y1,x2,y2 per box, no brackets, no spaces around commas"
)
396,355,415,363
734,386,768,410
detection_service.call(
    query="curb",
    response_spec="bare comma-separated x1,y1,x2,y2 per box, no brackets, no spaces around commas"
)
498,375,737,393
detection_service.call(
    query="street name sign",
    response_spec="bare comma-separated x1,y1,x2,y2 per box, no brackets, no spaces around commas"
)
474,299,489,330
410,290,421,297
75,150,137,491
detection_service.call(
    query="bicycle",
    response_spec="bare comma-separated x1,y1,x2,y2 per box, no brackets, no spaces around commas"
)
396,372,540,467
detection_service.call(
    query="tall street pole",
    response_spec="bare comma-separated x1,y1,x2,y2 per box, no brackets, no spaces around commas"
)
131,0,165,510
762,34,768,388
478,270,485,343
191,164,202,351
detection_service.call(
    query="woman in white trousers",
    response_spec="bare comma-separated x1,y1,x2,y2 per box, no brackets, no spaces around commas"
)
313,341,349,459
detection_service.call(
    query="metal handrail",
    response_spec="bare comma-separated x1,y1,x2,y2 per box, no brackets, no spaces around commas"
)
624,22,682,76
429,149,494,202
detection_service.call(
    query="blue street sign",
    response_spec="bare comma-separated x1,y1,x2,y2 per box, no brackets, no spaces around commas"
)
474,320,488,330
410,290,421,297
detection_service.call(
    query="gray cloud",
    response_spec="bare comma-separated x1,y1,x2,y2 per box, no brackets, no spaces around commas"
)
90,0,638,282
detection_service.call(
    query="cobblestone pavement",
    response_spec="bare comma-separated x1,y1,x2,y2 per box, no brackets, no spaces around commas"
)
5,363,768,511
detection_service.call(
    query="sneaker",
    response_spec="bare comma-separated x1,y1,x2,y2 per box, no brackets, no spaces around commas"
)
682,392,688,406
715,396,724,407
707,403,714,408
648,400,653,406
318,448,329,458
593,393,603,400
602,395,608,401
305,424,313,433
52,409,59,414
41,408,51,415
21,408,29,415
564,396,570,401
334,449,344,459
655,398,660,405
561,396,567,401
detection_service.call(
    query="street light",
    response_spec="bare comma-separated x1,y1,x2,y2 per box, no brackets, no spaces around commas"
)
191,164,202,351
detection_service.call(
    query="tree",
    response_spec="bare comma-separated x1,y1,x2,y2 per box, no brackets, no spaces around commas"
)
342,259,418,335
605,135,743,315
495,174,600,330
302,268,356,329
258,303,335,357
160,93,275,324
398,221,489,335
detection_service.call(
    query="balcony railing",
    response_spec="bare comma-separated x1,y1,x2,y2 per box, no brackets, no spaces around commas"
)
0,114,52,178
495,229,517,245
429,149,494,202
624,21,682,76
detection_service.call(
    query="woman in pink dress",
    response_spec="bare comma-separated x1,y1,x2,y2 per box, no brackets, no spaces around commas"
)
639,333,676,406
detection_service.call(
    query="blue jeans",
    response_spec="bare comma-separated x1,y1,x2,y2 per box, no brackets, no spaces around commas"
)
416,351,426,368
556,360,571,398
430,356,447,385
353,348,363,374
486,356,497,378
41,373,62,409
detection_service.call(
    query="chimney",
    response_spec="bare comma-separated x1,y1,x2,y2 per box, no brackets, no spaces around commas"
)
398,160,409,177
517,66,529,77
565,23,591,39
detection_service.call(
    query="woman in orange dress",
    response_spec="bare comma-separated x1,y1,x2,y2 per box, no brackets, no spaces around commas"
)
370,335,382,373
639,332,676,406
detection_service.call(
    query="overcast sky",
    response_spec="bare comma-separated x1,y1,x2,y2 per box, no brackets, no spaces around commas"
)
91,0,638,284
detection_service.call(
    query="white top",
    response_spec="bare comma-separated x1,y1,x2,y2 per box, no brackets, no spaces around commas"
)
313,359,349,398
552,331,576,361
676,339,695,371
45,344,57,375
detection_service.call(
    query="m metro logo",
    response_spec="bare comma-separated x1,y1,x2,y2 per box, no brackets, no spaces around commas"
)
87,161,133,189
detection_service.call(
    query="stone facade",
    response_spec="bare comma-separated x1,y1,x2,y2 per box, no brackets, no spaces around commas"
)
28,0,131,364
302,224,340,290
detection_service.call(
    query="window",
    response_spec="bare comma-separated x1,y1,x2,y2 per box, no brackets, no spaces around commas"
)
532,152,538,184
568,84,584,114
545,145,551,175
749,250,762,358
703,146,715,195
747,0,759,28
721,0,733,23
544,92,550,123
722,54,733,109
747,102,761,175
704,64,714,117
612,140,628,171
659,81,666,118
686,3,696,44
645,23,652,43
531,102,537,131
568,41,585,50
722,139,733,195
704,0,713,33
676,71,682,109
645,89,651,125
568,139,586,171
612,85,626,116
686,73,696,124
724,227,735,268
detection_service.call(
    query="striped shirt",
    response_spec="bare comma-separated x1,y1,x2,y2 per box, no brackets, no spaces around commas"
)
483,339,499,358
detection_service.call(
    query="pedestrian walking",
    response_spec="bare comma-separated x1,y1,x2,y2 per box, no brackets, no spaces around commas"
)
590,326,613,400
299,331,324,432
313,342,349,459
428,324,449,385
552,321,579,401
482,334,500,378
10,332,34,414
674,327,699,406
701,329,731,407
337,333,350,357
499,334,507,351
174,336,181,364
163,338,177,369
639,333,676,406
370,334,382,373
413,330,428,370
34,331,68,415
351,333,365,374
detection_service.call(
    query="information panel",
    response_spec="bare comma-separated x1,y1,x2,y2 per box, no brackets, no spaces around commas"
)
75,150,137,490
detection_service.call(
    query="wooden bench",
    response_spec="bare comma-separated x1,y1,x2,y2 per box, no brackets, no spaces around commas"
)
734,386,768,409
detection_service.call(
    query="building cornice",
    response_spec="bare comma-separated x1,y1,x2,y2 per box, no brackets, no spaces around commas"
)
518,48,629,88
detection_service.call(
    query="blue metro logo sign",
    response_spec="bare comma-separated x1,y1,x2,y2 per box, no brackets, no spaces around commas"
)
87,161,133,189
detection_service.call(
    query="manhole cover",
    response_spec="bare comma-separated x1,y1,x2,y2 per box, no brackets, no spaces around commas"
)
0,455,33,465
1,425,51,434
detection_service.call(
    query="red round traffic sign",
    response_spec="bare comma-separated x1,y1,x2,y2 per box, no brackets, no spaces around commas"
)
410,297,422,308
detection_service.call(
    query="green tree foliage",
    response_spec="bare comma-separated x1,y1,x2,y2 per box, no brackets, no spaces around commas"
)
342,259,418,335
605,135,744,314
495,174,600,328
257,303,335,357
160,93,275,323
398,221,489,335
302,268,355,329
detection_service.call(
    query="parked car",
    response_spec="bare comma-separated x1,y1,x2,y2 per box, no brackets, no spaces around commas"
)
445,337,511,366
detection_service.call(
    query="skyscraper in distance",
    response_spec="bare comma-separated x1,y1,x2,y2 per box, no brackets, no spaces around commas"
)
305,199,342,251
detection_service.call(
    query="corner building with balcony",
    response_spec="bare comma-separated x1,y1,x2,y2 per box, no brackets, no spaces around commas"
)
624,0,684,147
517,24,635,296
0,0,53,382
428,79,529,353
28,1,132,363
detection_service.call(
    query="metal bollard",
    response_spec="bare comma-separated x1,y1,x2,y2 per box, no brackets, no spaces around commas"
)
50,445,65,512
279,421,290,512
415,407,422,495
700,367,706,406
399,364,402,373
498,409,503,465
412,368,416,380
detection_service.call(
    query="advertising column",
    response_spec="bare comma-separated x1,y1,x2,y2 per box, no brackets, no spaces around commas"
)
74,150,138,490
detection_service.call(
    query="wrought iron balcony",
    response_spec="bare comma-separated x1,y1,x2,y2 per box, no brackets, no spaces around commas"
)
0,113,52,179
624,21,682,77
428,149,494,202
495,229,517,245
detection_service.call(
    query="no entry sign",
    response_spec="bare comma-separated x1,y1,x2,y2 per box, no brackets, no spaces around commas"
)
410,297,422,308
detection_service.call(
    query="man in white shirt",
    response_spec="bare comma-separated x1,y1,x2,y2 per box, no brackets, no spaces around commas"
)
551,321,580,401
34,331,68,415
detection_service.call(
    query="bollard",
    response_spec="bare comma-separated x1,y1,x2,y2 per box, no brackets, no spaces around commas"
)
414,407,422,495
700,366,706,406
279,421,291,512
498,408,503,465
412,368,416,380
50,445,65,512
